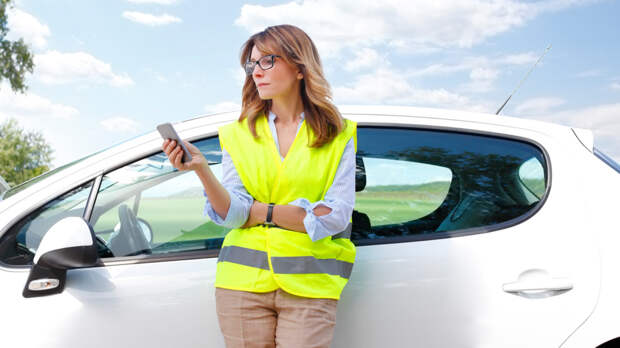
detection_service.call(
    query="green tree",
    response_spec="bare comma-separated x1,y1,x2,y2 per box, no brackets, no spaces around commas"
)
0,118,53,187
1,0,34,93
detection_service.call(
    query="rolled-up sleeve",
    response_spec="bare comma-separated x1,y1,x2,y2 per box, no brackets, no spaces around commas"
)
203,148,253,229
288,138,356,242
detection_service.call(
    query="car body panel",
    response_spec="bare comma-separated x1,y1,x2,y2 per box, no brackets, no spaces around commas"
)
0,106,613,347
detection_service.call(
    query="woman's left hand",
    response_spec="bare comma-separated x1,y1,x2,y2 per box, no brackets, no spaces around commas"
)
241,201,267,228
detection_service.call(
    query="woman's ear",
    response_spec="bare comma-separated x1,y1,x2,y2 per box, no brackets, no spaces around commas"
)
297,72,303,80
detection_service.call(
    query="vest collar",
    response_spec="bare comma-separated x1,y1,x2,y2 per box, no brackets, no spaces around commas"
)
267,110,305,124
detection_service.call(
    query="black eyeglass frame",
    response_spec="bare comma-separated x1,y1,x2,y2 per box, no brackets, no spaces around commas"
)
244,54,282,76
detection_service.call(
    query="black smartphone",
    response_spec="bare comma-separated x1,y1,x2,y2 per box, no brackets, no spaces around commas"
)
157,122,193,163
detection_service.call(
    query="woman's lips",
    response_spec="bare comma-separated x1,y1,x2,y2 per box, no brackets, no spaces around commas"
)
257,83,270,87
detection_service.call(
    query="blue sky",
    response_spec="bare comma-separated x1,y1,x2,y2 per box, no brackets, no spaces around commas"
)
1,0,619,169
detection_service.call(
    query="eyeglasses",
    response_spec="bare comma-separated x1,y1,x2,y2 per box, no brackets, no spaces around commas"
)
244,54,281,76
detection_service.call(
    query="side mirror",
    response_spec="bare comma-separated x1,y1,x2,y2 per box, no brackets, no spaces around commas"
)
23,217,98,298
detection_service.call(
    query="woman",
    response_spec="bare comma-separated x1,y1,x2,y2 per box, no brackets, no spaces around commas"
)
162,24,356,348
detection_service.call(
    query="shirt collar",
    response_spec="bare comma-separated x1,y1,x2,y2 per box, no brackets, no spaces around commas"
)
268,110,305,122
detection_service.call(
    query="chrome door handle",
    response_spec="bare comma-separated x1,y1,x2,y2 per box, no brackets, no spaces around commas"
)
503,278,573,293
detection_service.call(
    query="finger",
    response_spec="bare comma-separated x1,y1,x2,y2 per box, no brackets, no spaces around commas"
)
165,140,174,153
174,147,182,167
169,146,178,163
168,140,177,153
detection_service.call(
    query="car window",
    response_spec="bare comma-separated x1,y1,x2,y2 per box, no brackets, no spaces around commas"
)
518,157,546,201
2,147,106,200
355,157,452,226
90,137,226,258
0,180,94,266
351,127,548,245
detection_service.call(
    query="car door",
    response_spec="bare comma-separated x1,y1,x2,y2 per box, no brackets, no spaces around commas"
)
0,136,228,348
331,124,599,348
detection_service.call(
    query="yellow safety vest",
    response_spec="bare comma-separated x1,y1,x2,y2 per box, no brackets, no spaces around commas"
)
214,112,357,299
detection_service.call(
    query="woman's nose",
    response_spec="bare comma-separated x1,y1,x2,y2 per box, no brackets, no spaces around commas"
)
252,64,263,77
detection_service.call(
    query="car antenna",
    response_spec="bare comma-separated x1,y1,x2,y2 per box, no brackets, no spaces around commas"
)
496,44,552,115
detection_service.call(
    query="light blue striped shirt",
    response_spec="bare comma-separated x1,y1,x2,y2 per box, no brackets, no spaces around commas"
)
203,110,355,242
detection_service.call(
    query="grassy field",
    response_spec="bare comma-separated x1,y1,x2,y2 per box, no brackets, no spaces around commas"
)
355,182,449,224
93,178,545,247
94,182,451,244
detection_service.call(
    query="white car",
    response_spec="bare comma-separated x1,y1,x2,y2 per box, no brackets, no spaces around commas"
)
1,105,619,348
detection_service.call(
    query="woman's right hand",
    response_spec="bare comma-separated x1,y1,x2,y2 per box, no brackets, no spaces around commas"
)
161,139,208,172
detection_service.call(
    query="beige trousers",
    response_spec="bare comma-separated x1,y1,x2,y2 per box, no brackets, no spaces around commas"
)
215,287,339,348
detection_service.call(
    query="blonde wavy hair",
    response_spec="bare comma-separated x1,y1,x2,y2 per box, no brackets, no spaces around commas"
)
238,24,346,148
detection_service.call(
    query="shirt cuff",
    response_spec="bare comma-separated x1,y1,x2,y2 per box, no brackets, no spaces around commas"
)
288,198,342,242
203,187,252,229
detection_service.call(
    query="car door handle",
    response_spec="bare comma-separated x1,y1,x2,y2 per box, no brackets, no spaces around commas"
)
503,278,573,293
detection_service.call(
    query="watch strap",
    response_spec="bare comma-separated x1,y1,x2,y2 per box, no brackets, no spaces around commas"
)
265,203,275,225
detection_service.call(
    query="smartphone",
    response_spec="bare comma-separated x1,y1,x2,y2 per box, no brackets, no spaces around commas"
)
157,122,193,163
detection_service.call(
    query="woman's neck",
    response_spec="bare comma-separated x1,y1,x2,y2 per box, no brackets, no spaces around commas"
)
270,91,304,125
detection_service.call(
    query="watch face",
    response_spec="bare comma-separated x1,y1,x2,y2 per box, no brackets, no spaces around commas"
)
266,203,275,224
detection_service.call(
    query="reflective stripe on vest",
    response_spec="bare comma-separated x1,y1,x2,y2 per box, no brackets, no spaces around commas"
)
218,245,269,270
218,246,354,279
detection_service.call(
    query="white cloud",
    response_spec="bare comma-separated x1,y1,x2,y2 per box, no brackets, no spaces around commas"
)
496,52,539,65
235,0,590,56
465,67,500,93
6,8,51,49
575,69,601,78
0,84,79,120
204,102,241,114
333,67,473,108
127,0,179,4
611,82,620,90
406,53,537,79
122,11,182,26
232,68,246,88
402,53,533,93
344,48,387,72
519,102,620,163
100,117,140,133
34,50,134,87
143,68,168,82
514,97,566,115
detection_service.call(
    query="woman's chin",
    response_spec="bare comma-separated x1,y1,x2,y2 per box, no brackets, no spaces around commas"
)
257,92,274,100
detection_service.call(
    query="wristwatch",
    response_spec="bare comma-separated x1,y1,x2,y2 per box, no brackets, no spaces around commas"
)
265,203,276,226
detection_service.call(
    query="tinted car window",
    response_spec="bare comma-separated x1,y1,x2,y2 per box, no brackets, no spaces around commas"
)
90,137,225,258
351,127,548,245
0,180,94,266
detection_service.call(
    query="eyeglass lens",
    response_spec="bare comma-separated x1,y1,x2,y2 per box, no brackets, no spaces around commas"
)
245,55,276,75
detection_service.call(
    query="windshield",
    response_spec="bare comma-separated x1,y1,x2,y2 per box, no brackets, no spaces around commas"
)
2,150,102,200
1,128,158,201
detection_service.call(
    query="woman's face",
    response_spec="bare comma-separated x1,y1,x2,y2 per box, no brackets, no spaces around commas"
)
250,45,301,100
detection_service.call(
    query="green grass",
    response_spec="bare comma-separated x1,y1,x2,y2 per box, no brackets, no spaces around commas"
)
356,182,450,224
92,181,494,247
94,197,230,244
522,178,545,199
